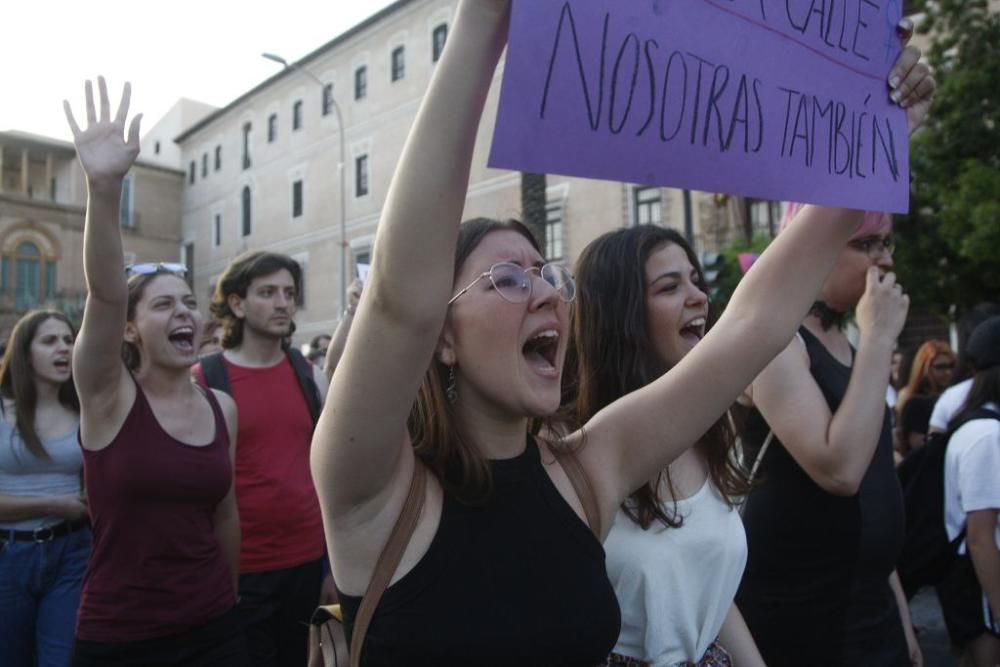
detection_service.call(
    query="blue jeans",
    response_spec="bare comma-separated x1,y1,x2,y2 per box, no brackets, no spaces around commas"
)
0,526,91,667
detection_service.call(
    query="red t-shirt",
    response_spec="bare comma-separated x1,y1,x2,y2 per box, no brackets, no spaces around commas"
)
194,356,325,573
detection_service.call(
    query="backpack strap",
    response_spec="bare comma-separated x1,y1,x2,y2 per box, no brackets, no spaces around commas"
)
349,460,427,667
552,448,602,539
286,347,322,426
199,352,232,395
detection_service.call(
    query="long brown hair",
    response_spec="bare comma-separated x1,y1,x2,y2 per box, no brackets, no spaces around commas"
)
950,365,1000,430
568,225,750,529
407,218,548,505
0,310,80,460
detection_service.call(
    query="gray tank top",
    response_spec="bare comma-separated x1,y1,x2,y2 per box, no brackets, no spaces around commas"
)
0,405,82,531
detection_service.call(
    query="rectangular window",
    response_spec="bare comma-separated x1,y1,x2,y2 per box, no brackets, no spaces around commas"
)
432,24,448,63
0,257,7,293
119,176,134,228
201,153,208,178
50,177,57,202
354,66,367,100
45,261,56,300
242,122,252,170
545,202,564,262
322,84,334,116
633,186,662,226
391,46,405,82
292,180,303,218
183,243,194,288
355,155,369,197
242,186,252,237
213,213,221,247
189,161,196,184
293,101,303,131
154,141,161,155
268,113,278,143
214,145,221,171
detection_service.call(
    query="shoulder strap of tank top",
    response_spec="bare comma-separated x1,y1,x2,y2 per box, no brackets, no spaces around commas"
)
194,384,228,446
552,447,602,539
350,458,427,667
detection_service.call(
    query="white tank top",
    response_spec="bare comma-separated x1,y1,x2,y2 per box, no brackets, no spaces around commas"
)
605,478,747,666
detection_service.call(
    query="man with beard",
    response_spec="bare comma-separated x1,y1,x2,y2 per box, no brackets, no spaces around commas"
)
193,251,327,667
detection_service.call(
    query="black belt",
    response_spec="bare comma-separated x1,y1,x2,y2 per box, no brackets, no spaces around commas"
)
3,519,89,543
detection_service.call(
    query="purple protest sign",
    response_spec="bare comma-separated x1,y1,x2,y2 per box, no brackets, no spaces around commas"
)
489,0,909,213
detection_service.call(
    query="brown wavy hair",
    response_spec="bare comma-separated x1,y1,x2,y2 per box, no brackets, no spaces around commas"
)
210,251,302,349
567,225,749,529
407,218,552,505
0,310,80,460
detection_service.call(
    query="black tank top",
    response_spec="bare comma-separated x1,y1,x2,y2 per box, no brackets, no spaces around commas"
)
336,437,621,666
736,326,908,667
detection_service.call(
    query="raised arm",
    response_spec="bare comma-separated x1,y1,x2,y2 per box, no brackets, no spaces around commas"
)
64,78,141,421
749,269,907,494
311,1,510,513
576,45,933,515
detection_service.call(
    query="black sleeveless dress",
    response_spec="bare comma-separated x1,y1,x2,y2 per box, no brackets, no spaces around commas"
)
736,326,908,666
337,437,622,666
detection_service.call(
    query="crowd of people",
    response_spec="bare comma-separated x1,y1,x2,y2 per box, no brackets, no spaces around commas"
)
0,1,996,666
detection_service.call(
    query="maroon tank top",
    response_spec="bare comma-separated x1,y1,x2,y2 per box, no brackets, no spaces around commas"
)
76,378,236,642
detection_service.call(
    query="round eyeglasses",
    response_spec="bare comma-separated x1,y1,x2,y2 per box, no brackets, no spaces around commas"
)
847,235,895,259
448,262,576,306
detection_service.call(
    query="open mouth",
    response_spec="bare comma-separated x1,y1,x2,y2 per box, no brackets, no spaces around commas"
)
680,317,706,344
523,329,559,374
168,326,195,352
52,359,70,372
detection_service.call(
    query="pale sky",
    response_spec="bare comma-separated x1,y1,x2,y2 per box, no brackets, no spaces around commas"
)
1,0,397,142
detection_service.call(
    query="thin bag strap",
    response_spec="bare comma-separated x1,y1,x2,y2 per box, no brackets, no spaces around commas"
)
748,430,774,486
553,448,602,539
349,460,427,667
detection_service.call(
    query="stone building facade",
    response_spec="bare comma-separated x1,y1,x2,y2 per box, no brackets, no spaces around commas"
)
174,0,757,345
0,131,185,335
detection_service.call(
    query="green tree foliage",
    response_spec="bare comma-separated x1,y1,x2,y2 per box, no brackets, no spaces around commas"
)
894,0,1000,315
704,234,773,311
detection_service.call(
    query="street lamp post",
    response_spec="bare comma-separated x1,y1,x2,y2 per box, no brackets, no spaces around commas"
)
262,52,349,314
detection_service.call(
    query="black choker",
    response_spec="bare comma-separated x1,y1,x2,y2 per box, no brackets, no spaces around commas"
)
810,301,847,330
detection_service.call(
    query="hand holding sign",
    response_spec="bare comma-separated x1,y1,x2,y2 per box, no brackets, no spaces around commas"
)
490,0,931,213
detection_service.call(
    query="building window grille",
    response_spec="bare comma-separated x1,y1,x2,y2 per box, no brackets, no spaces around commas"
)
633,186,662,226
292,180,303,218
391,46,405,82
354,66,367,100
323,84,334,116
241,186,252,237
545,202,565,262
268,114,278,143
242,123,252,170
355,155,369,197
432,24,448,63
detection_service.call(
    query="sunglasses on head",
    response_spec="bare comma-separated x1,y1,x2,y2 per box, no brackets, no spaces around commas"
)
448,262,576,306
126,262,187,276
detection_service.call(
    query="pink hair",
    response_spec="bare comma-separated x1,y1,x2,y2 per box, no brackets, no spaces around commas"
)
780,202,892,240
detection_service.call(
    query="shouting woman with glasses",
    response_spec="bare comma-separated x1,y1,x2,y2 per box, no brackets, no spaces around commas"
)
63,79,247,665
311,1,935,664
735,204,926,665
